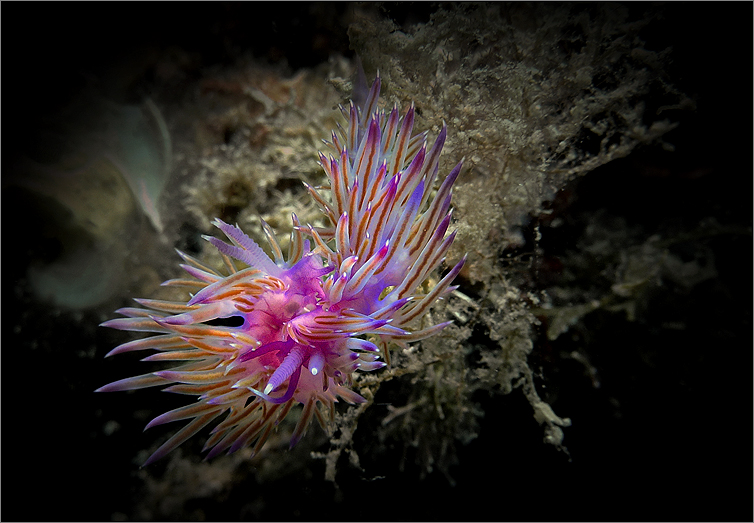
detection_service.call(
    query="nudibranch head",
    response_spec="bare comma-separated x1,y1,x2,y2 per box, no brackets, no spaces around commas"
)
97,75,465,464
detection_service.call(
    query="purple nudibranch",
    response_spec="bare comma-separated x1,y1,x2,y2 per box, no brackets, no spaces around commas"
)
97,75,465,465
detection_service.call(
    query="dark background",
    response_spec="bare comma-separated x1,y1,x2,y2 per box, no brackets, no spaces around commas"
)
2,2,752,521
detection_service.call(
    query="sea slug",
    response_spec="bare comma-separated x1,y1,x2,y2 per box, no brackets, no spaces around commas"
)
97,75,465,465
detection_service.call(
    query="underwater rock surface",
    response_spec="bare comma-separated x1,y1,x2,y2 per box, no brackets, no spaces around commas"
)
3,3,751,521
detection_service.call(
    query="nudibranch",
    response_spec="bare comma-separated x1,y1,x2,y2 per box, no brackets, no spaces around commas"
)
97,75,465,465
